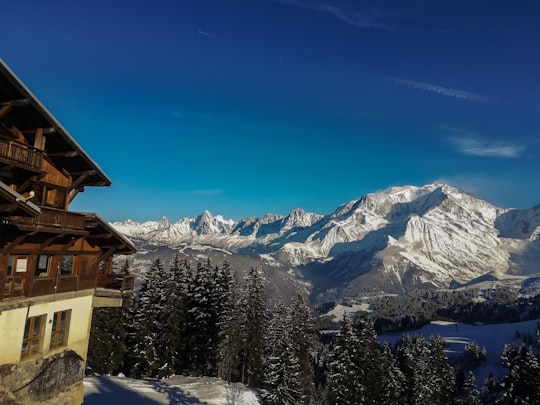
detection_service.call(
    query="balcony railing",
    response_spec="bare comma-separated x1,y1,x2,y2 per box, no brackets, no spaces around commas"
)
7,206,86,230
96,274,135,293
0,138,43,171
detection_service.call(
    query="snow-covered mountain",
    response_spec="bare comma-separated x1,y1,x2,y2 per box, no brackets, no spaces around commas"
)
112,183,540,301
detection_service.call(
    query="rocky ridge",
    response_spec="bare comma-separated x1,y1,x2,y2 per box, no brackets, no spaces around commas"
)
112,183,540,299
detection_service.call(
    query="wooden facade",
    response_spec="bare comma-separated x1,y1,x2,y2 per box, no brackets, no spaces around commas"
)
0,60,136,302
0,60,136,405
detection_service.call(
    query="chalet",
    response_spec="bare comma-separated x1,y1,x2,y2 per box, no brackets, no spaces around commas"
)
0,60,136,404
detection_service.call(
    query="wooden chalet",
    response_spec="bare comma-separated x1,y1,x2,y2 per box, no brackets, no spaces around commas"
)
0,60,136,405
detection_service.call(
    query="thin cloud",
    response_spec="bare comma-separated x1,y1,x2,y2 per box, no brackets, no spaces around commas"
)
197,29,219,39
449,137,524,158
435,175,518,208
387,77,494,103
272,0,395,31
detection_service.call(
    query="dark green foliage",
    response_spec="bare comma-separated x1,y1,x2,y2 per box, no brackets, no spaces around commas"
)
264,302,302,405
463,340,487,369
455,371,481,405
121,256,271,385
264,295,315,405
127,257,163,378
155,253,187,377
218,264,242,383
238,267,267,387
87,306,127,375
496,343,540,404
395,334,455,405
87,260,132,375
327,318,398,405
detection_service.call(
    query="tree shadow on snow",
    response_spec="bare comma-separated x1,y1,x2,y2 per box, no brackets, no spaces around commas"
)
148,379,204,404
83,376,203,405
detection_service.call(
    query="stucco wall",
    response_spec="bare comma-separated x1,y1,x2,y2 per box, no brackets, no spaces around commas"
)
0,292,95,405
0,293,94,364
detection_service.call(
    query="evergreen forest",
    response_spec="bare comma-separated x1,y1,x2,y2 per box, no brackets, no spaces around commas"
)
88,255,540,405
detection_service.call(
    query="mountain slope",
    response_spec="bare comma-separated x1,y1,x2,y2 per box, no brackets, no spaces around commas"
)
112,183,540,301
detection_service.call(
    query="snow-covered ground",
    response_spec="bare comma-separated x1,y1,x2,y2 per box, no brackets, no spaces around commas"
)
380,318,540,384
325,302,372,321
83,375,260,405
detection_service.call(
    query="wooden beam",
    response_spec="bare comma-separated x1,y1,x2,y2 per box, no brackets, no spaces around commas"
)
71,174,89,191
87,233,113,239
0,203,16,213
16,178,36,194
34,128,45,150
59,237,79,253
40,234,63,250
22,127,55,135
69,188,80,203
48,151,78,158
3,233,34,253
0,104,11,119
14,224,88,236
98,246,117,262
0,99,29,107
71,170,96,176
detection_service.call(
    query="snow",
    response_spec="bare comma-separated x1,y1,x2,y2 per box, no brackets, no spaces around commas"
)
84,375,261,405
112,182,540,294
325,302,372,321
379,318,540,383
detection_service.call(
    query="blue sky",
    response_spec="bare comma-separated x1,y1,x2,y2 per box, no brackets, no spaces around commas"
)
2,0,539,221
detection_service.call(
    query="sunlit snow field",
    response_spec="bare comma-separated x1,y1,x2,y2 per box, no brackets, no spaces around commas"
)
84,375,260,405
380,318,540,383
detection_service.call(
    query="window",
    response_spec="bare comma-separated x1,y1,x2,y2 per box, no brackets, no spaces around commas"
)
5,256,26,293
35,255,52,277
61,255,75,275
21,315,45,359
45,188,56,206
7,256,27,275
50,310,71,349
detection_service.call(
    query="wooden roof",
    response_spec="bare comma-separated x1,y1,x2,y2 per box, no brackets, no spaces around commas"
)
0,60,111,188
0,180,41,217
85,213,137,256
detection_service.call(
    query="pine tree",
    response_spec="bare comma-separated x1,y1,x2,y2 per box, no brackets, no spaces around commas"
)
428,334,456,405
395,334,455,405
379,342,405,405
217,262,242,383
127,258,164,378
264,302,302,405
498,343,540,404
184,259,212,375
289,294,316,402
154,252,186,377
455,371,481,405
87,259,132,375
239,267,266,387
327,316,364,404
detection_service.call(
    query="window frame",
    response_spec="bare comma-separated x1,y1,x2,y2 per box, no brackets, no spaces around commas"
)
60,255,76,276
7,255,28,275
21,314,46,359
35,254,54,277
50,310,71,349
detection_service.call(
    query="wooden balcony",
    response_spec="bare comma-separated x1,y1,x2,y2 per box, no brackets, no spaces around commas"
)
6,206,86,231
96,274,135,294
1,273,134,301
0,137,43,172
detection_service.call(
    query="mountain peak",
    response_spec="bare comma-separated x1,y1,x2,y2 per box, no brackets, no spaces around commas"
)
282,207,323,231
